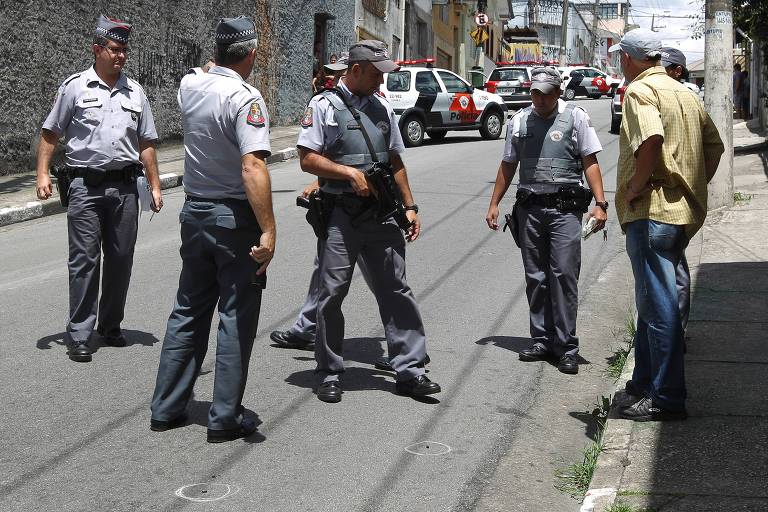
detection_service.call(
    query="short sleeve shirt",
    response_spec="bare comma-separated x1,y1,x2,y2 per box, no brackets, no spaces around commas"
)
502,99,602,193
42,66,158,170
296,79,405,155
178,66,271,200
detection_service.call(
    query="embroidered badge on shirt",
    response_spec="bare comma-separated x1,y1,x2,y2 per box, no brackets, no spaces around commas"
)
301,106,313,128
376,121,390,135
247,101,266,127
550,130,563,142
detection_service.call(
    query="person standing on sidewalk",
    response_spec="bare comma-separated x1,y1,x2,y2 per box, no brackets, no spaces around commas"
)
150,16,276,443
609,29,724,421
485,66,608,375
35,15,163,363
297,40,440,403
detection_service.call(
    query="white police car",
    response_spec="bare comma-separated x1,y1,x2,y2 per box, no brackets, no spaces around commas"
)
381,60,508,147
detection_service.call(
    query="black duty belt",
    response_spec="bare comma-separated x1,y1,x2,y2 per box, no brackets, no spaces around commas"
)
528,193,561,208
185,195,248,204
68,164,141,182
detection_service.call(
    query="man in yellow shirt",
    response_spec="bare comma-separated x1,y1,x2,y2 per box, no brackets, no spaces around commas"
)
609,29,724,421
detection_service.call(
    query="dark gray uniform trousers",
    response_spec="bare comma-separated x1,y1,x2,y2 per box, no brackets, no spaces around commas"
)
517,204,582,357
315,206,426,383
66,177,138,344
151,199,262,431
289,251,372,342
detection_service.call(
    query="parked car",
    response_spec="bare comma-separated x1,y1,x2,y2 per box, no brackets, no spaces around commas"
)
610,78,628,133
382,62,508,147
559,66,612,99
605,65,623,96
483,65,535,109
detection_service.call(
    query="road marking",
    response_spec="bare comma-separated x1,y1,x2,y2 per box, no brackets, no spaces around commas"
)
404,441,451,456
174,483,240,502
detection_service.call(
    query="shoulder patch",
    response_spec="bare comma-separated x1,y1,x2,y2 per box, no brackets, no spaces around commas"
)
300,106,313,128
247,101,266,127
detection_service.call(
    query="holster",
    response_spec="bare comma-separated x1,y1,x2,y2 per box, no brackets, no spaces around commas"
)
296,190,331,239
504,188,534,248
557,185,593,213
50,166,72,208
363,162,413,232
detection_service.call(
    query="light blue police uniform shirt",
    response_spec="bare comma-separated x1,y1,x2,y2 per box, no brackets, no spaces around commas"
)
178,65,271,200
42,66,158,170
502,99,602,194
297,79,405,155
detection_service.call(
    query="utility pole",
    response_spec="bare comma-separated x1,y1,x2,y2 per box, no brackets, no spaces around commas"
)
559,0,570,65
591,0,600,66
623,0,629,34
651,13,655,31
704,0,734,208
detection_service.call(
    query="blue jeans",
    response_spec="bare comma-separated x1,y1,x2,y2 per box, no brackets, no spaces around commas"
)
625,220,687,411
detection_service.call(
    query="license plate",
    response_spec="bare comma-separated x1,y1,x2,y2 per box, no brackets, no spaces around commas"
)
498,87,517,94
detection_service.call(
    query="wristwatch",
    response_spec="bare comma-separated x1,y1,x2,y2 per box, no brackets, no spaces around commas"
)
404,204,419,214
595,201,609,212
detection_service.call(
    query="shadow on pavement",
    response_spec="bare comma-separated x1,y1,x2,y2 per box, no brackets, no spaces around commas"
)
475,335,591,366
624,261,768,511
35,329,160,350
285,366,393,394
186,400,266,444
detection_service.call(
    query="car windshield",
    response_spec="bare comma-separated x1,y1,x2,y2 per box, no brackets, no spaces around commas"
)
490,68,527,81
386,71,411,92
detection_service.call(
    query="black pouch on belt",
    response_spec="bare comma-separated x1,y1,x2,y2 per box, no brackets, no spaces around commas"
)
557,185,593,213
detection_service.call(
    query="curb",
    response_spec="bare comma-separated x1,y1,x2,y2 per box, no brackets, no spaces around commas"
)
0,148,299,228
580,353,636,512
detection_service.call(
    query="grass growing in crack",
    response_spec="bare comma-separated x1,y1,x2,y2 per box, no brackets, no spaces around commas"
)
734,191,754,204
606,503,657,512
605,313,636,379
554,396,612,500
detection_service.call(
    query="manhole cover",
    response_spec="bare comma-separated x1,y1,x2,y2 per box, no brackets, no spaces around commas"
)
404,441,451,456
175,483,240,502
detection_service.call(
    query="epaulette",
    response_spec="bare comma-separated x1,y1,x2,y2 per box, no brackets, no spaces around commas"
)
62,73,81,86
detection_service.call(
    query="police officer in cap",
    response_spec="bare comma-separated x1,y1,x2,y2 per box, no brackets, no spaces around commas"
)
35,14,163,362
150,16,275,443
297,40,440,403
486,66,608,374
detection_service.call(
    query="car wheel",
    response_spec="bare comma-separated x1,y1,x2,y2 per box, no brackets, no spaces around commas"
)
427,129,447,141
402,116,425,147
480,110,503,140
563,89,576,101
610,115,621,134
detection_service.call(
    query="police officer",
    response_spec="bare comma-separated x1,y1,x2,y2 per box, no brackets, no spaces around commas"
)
150,16,276,443
297,40,440,403
485,67,608,375
35,15,163,363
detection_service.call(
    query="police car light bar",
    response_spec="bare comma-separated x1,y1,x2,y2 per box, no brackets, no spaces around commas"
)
395,58,435,67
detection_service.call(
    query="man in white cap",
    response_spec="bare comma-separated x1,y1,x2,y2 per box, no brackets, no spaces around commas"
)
486,66,608,375
609,28,724,421
35,15,163,363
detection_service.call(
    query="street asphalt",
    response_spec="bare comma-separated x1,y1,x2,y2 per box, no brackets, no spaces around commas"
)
0,98,633,511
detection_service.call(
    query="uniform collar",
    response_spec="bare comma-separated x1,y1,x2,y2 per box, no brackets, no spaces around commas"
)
531,98,565,119
337,79,372,106
84,66,132,91
208,65,245,82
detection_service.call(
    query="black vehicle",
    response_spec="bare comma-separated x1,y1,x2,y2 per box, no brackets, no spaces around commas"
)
561,71,584,101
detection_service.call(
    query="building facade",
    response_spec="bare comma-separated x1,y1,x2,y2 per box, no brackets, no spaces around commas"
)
0,1,355,175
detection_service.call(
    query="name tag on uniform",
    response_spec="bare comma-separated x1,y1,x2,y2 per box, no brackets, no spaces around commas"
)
82,97,99,104
76,97,103,108
346,121,361,130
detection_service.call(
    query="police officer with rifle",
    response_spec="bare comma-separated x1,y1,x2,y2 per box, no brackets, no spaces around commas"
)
296,40,440,403
486,67,608,375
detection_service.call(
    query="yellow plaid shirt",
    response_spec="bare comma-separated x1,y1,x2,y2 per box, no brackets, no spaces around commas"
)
616,67,724,236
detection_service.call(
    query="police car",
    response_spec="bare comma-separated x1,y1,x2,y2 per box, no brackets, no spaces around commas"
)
381,59,508,147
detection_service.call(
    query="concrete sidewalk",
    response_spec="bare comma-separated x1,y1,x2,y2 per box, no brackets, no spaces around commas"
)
0,125,301,227
583,147,768,511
